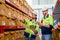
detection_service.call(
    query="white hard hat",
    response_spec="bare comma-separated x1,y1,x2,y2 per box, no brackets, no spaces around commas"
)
42,7,48,11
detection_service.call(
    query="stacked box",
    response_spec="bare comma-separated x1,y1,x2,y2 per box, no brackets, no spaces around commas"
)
4,32,10,40
0,4,7,16
0,33,4,40
0,0,37,40
9,31,15,40
17,30,24,40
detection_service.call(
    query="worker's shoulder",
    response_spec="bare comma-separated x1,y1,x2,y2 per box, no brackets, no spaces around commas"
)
49,15,53,18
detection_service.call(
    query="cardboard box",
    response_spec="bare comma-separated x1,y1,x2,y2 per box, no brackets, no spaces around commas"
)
15,30,19,40
9,31,16,40
8,19,16,29
17,30,24,40
29,11,32,17
0,33,4,40
36,35,40,40
13,20,21,28
4,32,10,40
24,0,33,13
18,12,24,21
0,0,5,3
0,17,5,33
6,8,12,18
0,16,7,26
17,13,21,20
12,10,18,19
10,0,17,3
16,0,20,6
0,4,7,16
0,17,2,26
10,0,19,6
19,0,24,6
0,16,11,29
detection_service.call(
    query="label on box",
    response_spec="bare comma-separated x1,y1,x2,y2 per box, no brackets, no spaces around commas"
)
9,21,15,26
18,35,20,39
1,8,5,13
12,37,14,40
13,14,16,17
11,21,15,26
0,0,2,2
8,12,11,17
6,38,9,40
17,15,20,18
14,0,17,3
2,21,5,26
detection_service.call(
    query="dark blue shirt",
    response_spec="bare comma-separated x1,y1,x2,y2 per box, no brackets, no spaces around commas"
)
41,26,53,34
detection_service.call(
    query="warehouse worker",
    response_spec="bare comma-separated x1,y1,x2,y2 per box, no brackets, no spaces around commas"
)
24,19,39,40
38,7,54,40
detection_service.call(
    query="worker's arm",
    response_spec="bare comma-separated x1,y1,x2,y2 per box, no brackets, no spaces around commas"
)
39,23,50,28
39,16,54,28
34,23,39,34
49,16,54,27
23,19,30,24
35,24,39,31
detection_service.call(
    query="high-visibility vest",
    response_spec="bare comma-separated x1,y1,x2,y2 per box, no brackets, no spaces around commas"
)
24,19,39,37
42,15,54,26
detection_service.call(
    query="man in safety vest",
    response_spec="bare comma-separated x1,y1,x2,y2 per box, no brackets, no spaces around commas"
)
24,19,39,40
38,7,54,40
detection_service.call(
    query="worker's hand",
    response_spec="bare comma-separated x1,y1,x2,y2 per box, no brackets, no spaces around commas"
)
35,33,39,36
43,24,50,28
38,21,43,26
52,28,55,31
34,30,38,34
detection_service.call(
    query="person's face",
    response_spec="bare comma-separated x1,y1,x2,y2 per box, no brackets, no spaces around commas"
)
42,10,48,16
32,18,36,22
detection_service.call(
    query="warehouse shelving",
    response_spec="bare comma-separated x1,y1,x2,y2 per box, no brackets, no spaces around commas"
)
0,0,38,40
52,0,60,40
